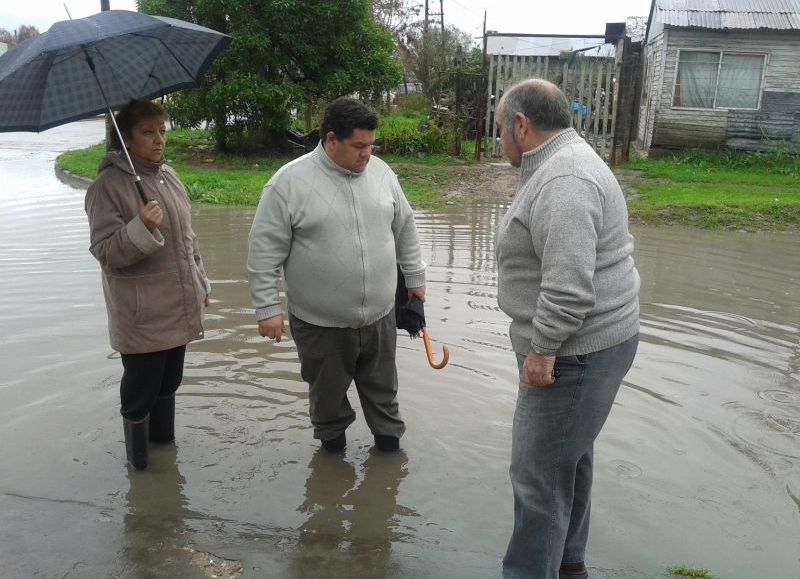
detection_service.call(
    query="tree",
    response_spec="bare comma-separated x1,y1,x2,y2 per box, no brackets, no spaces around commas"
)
371,1,422,97
372,0,420,46
139,0,402,151
404,23,473,103
0,24,40,48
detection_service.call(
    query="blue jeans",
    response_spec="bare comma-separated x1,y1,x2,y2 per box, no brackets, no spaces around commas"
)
503,334,638,579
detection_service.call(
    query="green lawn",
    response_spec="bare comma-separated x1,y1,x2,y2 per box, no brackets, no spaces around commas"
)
57,128,470,209
623,149,800,230
58,133,800,230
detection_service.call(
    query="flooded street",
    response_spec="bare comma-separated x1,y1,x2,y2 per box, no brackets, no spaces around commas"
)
1,119,798,579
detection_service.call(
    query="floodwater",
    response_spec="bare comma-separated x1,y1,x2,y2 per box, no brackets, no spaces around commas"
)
0,119,798,579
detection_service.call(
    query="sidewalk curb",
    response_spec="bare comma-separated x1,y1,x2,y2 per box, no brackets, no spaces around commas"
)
54,161,93,190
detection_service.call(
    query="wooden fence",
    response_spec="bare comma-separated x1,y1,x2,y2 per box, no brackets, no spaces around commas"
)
484,54,619,161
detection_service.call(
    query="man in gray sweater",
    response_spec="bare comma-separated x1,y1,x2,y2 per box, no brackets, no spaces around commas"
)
495,79,640,579
247,98,426,453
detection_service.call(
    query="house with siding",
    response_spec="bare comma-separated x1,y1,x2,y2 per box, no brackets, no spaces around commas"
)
638,0,800,152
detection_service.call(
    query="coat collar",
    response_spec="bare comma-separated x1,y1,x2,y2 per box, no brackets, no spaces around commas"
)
100,151,164,176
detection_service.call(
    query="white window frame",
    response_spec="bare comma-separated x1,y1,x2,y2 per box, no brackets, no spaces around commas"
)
671,48,768,111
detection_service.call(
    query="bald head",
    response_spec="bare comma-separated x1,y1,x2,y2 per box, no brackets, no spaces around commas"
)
499,78,571,135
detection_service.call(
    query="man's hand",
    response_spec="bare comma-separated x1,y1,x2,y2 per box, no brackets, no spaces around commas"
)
258,315,284,342
522,351,556,387
139,200,162,232
407,285,426,303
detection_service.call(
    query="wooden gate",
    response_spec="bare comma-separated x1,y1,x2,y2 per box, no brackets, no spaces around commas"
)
484,54,619,161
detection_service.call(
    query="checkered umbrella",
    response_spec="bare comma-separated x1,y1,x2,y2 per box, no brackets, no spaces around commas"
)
0,10,230,201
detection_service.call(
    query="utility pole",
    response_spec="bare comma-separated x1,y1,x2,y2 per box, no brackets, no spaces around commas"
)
474,11,487,162
428,0,445,69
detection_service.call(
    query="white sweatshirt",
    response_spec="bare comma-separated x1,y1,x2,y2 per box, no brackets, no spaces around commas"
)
248,143,425,328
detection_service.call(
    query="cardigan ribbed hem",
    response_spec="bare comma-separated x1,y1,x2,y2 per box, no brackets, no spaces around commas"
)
288,303,394,329
512,319,640,357
255,304,283,322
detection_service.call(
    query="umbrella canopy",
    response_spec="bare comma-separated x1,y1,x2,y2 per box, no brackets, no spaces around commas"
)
395,265,426,339
0,10,230,132
395,266,449,369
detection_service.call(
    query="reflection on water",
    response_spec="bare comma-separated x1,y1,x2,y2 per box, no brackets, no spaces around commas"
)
1,120,799,578
289,449,411,579
122,446,199,577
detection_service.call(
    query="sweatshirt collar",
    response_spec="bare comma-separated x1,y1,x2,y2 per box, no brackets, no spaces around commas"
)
314,141,366,178
520,128,580,182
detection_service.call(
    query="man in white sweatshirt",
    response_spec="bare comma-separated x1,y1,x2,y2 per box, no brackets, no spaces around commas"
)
247,98,426,453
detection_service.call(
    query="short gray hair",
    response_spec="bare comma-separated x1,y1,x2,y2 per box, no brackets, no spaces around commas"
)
501,79,571,133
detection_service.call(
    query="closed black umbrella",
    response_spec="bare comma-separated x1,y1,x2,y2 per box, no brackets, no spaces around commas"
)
0,9,230,202
395,266,449,369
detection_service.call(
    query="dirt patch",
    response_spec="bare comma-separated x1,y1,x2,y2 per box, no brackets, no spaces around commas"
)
187,547,244,578
440,162,519,202
612,168,643,201
439,163,640,204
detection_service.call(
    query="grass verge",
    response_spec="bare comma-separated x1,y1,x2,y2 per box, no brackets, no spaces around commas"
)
623,149,800,231
667,565,715,578
57,128,473,209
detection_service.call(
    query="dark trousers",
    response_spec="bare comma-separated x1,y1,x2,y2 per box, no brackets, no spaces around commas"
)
289,313,405,441
120,345,186,421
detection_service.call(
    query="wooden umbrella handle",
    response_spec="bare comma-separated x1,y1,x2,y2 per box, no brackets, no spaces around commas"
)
421,328,449,369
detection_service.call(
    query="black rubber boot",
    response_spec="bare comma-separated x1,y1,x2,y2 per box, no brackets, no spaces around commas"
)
374,435,400,452
123,417,149,469
149,395,175,443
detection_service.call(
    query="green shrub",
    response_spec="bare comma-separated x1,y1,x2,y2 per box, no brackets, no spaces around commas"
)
395,92,428,113
377,112,448,155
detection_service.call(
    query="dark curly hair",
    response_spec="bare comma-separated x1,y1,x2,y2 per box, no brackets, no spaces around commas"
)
110,100,168,150
320,97,378,144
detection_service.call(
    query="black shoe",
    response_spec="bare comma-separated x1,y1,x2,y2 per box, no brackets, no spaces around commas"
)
374,434,400,452
123,417,149,469
149,395,175,443
559,562,588,579
321,432,346,453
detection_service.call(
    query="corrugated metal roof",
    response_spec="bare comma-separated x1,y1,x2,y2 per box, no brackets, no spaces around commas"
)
654,0,800,29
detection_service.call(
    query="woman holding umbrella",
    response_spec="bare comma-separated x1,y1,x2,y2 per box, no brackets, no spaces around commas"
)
85,99,210,470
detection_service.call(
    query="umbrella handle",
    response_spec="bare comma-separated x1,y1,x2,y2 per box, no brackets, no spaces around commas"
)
421,329,449,370
134,180,149,204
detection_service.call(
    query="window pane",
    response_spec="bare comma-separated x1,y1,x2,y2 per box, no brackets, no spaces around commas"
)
673,51,719,108
717,54,764,109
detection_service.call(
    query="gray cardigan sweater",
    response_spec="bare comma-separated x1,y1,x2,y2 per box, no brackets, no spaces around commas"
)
248,143,425,328
496,129,640,356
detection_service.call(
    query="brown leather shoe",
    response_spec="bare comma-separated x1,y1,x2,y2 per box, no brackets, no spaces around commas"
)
559,561,588,579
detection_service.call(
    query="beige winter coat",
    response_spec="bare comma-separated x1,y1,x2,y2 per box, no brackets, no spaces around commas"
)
85,152,209,354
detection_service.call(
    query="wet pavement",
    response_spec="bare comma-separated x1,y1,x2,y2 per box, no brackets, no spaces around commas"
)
0,119,798,579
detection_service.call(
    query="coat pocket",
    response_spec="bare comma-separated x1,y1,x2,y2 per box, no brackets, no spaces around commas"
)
133,271,184,330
